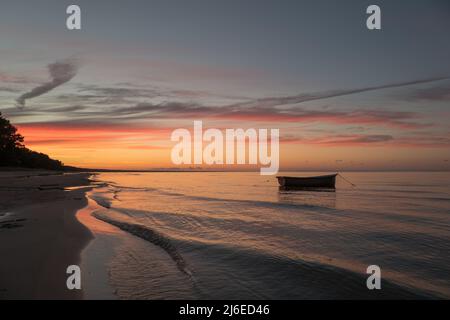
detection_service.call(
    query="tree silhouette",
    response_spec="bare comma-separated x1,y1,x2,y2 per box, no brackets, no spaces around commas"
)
0,112,24,150
0,112,64,170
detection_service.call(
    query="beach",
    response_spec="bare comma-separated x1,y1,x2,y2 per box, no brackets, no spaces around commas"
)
0,170,93,299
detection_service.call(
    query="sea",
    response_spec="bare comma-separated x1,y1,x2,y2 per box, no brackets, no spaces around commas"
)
86,171,450,299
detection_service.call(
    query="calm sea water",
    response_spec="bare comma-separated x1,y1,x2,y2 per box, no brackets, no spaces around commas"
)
88,172,450,299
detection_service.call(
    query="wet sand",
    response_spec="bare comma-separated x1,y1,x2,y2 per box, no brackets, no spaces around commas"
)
0,170,93,299
77,199,121,299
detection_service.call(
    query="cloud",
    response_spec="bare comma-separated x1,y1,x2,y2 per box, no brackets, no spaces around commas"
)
17,123,174,149
0,86,21,93
105,102,427,129
403,85,450,101
67,76,445,129
16,59,79,108
351,135,394,143
393,136,450,147
78,85,160,99
75,83,247,103
17,121,174,133
10,100,423,129
41,105,87,113
281,133,450,147
10,74,446,131
229,77,450,108
281,134,394,145
113,101,211,116
0,72,33,84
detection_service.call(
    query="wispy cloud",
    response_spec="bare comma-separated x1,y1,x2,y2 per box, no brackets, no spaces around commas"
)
402,85,450,102
281,133,450,147
51,76,446,129
7,100,427,130
78,85,160,99
229,77,450,108
0,86,21,93
17,123,173,150
104,102,427,129
9,73,447,132
75,83,249,103
15,59,79,108
0,72,33,84
281,134,394,145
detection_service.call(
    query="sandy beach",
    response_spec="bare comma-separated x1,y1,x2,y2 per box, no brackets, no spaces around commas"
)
0,170,94,299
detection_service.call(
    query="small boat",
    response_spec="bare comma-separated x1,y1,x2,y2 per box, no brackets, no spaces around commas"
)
277,173,337,189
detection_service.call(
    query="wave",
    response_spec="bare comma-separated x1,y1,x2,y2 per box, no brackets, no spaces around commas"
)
91,208,439,299
106,183,336,211
87,191,445,299
89,195,112,209
91,209,192,277
91,182,449,236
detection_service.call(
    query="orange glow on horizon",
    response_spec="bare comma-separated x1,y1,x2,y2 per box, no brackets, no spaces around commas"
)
15,124,450,171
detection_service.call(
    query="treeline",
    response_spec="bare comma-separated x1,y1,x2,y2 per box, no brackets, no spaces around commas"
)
0,112,64,170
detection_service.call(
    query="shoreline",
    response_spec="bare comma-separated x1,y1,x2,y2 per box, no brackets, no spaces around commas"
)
77,198,121,299
0,171,93,299
1,170,448,299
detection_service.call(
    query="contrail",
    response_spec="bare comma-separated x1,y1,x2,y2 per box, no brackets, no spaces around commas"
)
16,59,79,108
232,76,450,108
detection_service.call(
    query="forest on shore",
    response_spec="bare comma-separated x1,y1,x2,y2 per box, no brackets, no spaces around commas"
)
0,112,65,170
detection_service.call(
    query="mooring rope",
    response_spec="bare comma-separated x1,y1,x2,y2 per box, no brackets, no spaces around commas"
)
337,173,356,187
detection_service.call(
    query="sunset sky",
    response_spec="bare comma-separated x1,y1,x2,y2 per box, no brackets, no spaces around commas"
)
1,0,449,170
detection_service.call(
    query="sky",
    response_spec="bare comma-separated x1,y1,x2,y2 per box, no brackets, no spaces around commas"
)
1,0,449,170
